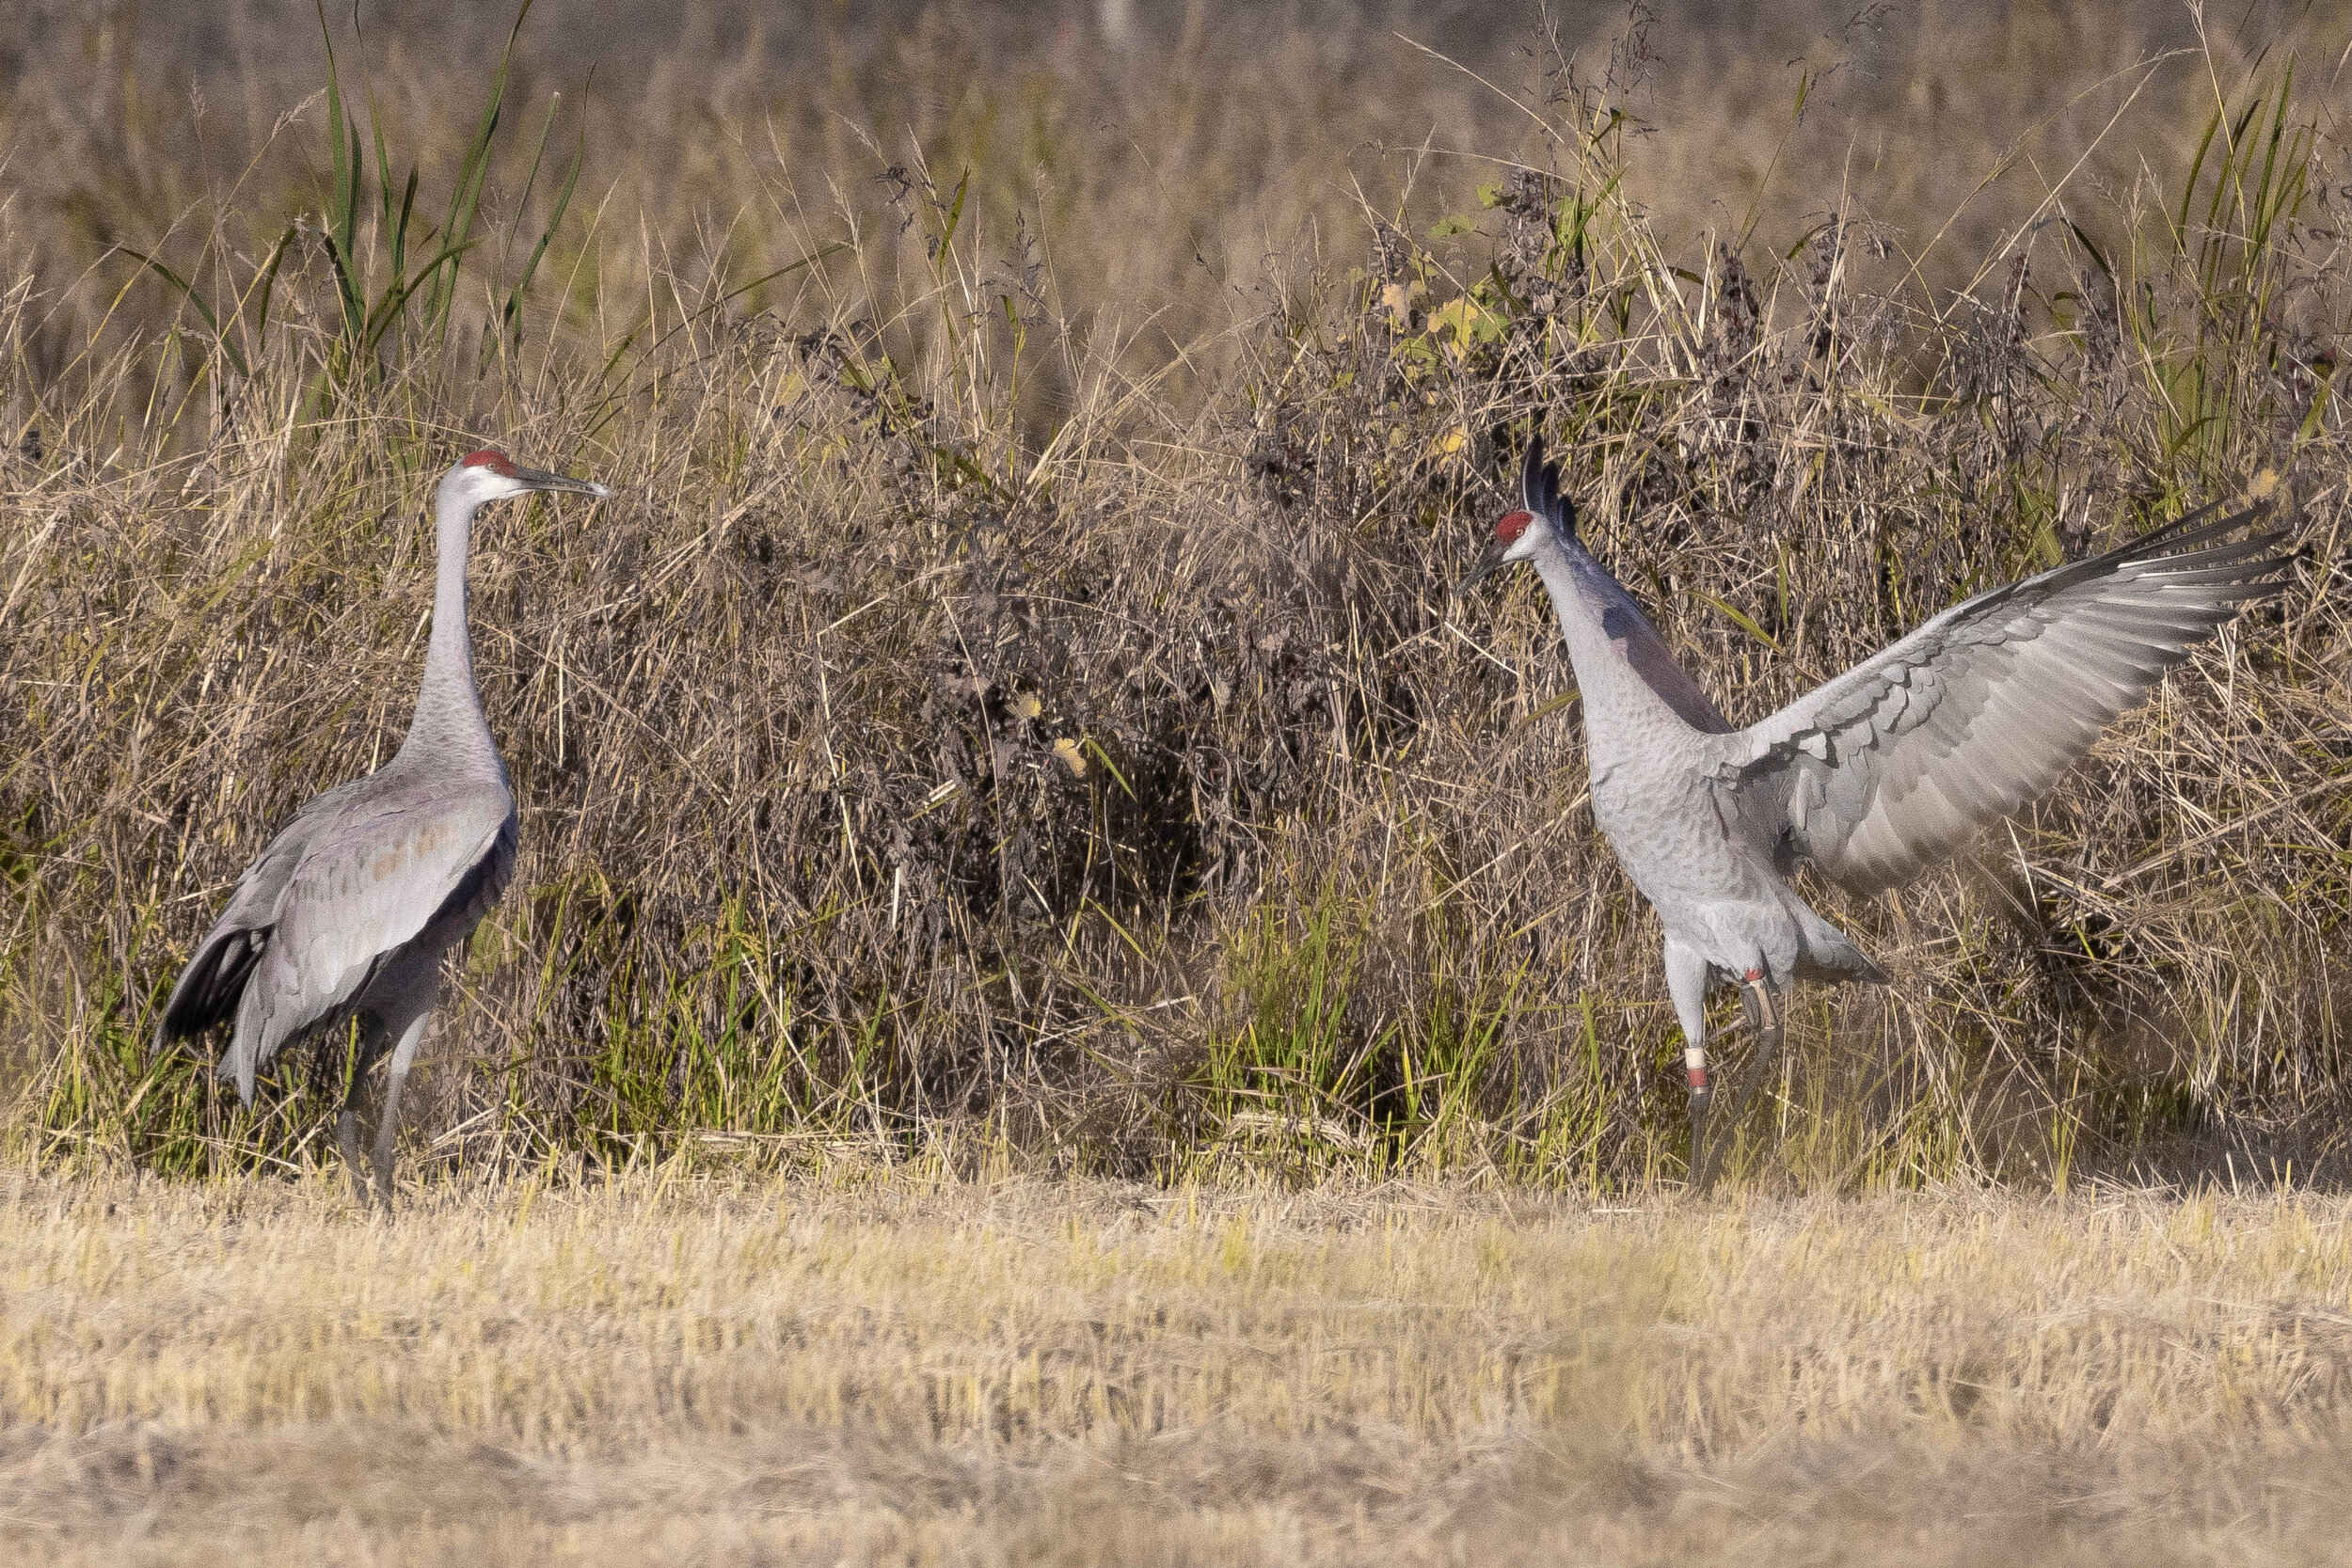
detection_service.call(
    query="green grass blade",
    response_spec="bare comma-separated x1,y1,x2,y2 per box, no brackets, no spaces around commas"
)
245,223,299,346
316,2,365,339
2173,106,2221,256
501,82,586,349
118,248,249,378
428,0,535,342
362,238,484,354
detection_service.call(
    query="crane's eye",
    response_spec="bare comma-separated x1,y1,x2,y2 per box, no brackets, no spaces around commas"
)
1494,510,1534,544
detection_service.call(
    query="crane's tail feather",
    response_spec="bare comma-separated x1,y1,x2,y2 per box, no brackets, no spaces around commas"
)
215,1037,261,1107
1795,909,1888,985
152,927,265,1055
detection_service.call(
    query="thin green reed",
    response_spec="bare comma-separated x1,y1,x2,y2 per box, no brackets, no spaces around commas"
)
2128,64,2317,481
121,1,585,399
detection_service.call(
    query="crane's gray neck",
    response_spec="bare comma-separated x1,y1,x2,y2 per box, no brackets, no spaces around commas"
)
1526,530,1733,737
393,484,501,772
1528,531,1620,666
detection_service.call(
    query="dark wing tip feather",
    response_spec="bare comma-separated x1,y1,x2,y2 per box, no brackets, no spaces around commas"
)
152,929,262,1053
2134,553,2299,593
2110,500,2278,567
2053,503,2271,591
2001,502,2284,618
1520,436,1558,522
2130,537,2290,578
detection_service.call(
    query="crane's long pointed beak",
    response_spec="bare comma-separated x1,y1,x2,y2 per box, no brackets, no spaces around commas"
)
515,464,612,499
1454,537,1513,596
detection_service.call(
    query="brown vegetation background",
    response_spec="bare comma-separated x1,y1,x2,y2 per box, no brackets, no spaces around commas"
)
0,0,2347,1189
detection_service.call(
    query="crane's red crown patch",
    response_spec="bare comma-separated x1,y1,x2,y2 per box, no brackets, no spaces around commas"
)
461,449,517,476
1494,509,1534,544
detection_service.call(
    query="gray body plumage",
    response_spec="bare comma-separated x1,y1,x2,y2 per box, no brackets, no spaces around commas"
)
1518,515,1886,1000
155,451,606,1204
1467,439,2293,1180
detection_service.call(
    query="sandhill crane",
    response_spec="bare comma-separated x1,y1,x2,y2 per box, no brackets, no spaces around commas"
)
154,449,611,1210
1460,437,2293,1189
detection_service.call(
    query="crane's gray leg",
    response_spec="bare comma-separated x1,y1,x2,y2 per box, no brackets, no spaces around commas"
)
371,1009,432,1212
337,1055,372,1207
1694,970,1786,1195
333,1012,394,1206
1663,940,1711,1187
358,952,440,1214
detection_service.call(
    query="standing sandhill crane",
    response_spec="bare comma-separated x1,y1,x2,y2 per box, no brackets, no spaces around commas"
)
154,450,611,1209
1460,436,2292,1188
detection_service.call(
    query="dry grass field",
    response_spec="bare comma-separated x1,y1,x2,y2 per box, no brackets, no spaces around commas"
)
7,1160,2352,1564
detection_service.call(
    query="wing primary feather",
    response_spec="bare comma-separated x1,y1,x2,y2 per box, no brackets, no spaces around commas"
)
1735,499,2290,895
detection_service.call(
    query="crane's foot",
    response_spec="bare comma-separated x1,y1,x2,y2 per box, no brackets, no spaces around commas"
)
1686,1053,1712,1194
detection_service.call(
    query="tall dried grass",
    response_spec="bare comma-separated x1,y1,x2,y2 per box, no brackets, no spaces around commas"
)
1,1,2346,1190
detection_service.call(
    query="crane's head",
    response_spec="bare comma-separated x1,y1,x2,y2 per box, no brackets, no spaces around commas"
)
440,447,613,510
1457,436,1574,594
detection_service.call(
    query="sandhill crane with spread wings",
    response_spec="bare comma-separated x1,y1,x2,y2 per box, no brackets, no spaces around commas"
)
154,449,611,1210
1459,437,2294,1188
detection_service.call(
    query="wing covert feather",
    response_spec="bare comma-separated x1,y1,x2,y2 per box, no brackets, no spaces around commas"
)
225,789,515,1099
153,774,375,1049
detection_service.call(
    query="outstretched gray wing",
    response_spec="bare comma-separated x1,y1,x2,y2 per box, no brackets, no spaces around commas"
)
1719,503,2293,894
157,773,517,1101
